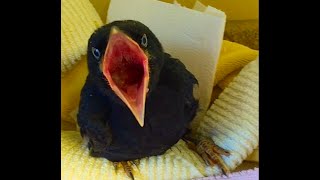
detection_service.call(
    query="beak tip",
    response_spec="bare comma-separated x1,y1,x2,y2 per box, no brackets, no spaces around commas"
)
137,117,144,127
110,26,119,35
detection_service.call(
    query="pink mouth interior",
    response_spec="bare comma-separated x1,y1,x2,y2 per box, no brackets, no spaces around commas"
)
103,33,148,106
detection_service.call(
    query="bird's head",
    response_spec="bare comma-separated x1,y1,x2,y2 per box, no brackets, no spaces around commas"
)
87,20,164,127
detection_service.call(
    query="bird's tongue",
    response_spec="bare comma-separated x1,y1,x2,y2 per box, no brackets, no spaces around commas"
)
103,30,149,127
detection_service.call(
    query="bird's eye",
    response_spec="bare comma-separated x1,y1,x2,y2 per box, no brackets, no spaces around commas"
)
91,47,101,60
141,34,148,47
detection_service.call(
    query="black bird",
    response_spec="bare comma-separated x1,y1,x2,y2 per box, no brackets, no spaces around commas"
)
77,20,230,179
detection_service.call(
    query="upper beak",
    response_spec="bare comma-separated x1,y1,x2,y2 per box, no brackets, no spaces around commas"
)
102,27,149,127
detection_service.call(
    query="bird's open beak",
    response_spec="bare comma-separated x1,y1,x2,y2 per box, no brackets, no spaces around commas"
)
102,27,149,127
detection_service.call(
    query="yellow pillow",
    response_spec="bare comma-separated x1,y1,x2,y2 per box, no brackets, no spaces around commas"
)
61,56,88,124
214,40,258,86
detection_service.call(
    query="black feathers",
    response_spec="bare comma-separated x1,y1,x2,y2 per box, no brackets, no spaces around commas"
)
77,20,199,161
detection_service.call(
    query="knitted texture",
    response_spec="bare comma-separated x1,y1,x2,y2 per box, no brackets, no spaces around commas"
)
61,59,259,179
62,131,224,180
61,0,103,75
197,59,259,169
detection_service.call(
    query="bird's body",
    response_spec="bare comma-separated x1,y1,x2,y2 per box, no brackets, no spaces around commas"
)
77,20,229,178
78,52,198,161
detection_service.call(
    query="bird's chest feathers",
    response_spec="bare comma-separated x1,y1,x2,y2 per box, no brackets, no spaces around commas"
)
109,85,186,147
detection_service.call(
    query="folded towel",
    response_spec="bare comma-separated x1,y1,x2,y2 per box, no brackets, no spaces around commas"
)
197,59,259,169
